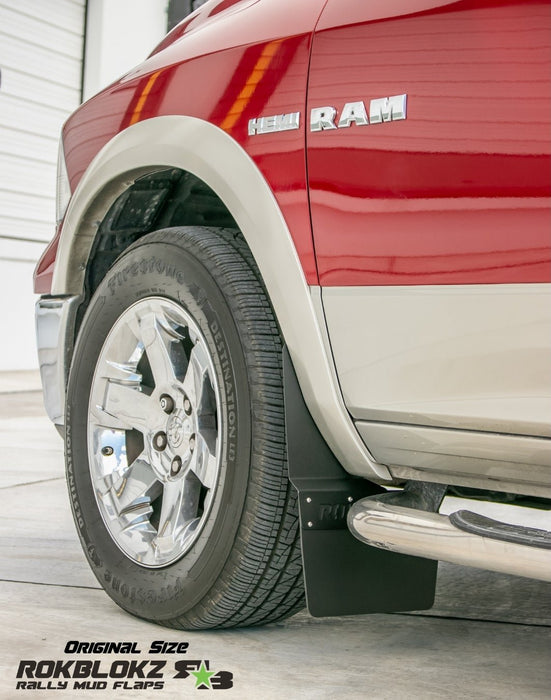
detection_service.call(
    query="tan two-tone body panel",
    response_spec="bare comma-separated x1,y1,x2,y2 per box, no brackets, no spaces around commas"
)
322,284,551,497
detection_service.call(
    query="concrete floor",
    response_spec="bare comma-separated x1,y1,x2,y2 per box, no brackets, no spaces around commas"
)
0,388,550,699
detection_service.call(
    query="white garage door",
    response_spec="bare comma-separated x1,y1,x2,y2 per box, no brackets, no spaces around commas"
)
0,0,85,370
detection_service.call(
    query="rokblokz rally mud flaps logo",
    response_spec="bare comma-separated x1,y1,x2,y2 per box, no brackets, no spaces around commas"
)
15,640,233,691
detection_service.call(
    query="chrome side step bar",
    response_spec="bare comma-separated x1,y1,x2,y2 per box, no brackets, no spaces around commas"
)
348,499,551,582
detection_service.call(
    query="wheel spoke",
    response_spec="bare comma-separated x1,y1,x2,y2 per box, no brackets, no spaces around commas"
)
182,341,210,408
97,454,161,520
98,381,157,433
90,404,129,431
103,358,142,385
139,311,179,388
155,477,201,559
190,432,218,490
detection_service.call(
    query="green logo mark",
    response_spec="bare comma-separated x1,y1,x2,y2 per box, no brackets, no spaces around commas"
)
191,662,216,689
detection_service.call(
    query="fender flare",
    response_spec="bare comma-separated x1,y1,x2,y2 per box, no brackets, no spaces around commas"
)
53,115,390,481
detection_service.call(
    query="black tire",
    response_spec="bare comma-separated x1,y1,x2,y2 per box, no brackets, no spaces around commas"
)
66,226,304,629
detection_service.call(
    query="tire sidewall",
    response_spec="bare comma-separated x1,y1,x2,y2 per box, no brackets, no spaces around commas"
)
66,238,251,620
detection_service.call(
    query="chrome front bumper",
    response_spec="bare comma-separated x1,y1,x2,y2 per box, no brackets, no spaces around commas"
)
35,296,80,427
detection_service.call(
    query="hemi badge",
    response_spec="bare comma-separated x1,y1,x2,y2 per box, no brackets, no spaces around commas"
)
248,112,300,136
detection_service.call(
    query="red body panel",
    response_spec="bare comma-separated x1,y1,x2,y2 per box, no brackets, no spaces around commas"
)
307,0,551,286
34,0,551,293
34,227,61,294
34,0,327,293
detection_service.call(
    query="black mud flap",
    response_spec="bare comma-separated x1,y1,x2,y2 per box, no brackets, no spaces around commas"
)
284,348,437,617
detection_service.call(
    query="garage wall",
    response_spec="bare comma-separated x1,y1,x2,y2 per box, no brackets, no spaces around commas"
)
83,0,168,101
0,0,180,371
0,0,86,370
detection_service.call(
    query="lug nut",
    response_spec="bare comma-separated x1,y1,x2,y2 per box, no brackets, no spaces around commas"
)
170,456,182,476
160,394,175,414
153,431,167,451
189,434,196,452
101,446,114,457
183,398,192,415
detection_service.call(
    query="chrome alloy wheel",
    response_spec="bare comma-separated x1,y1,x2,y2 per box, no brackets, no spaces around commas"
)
87,297,221,568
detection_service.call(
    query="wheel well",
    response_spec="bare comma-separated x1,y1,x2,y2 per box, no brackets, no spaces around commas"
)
86,168,237,296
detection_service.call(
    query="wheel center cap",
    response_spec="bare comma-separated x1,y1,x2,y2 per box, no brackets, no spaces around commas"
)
166,412,189,450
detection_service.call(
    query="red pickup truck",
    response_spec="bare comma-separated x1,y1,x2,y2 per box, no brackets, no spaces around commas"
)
35,0,551,629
